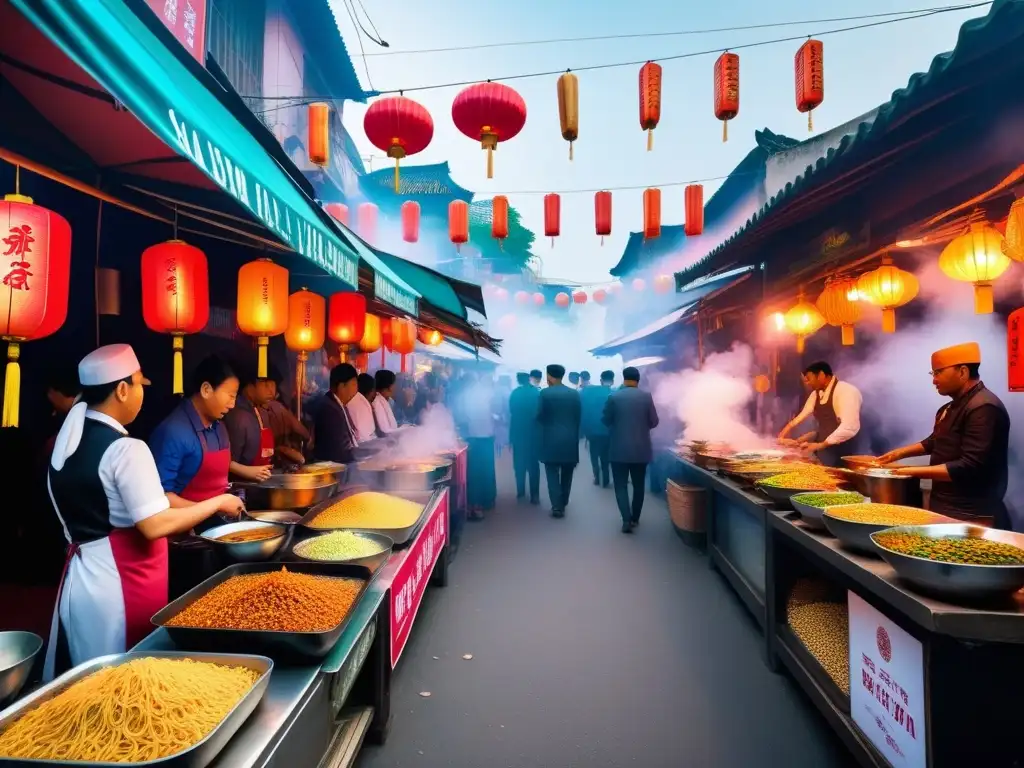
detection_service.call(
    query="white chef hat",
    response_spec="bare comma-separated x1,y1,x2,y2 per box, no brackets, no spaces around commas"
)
51,345,143,471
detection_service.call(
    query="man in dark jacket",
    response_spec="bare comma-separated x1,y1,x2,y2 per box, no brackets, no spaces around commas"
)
580,370,614,487
312,363,359,463
537,364,581,518
603,366,660,533
509,372,541,503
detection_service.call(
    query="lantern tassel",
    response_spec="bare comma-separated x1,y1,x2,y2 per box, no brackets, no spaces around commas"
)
723,121,728,143
394,157,401,194
841,325,855,346
647,129,654,152
569,142,574,161
808,110,814,132
257,336,269,378
974,284,995,315
401,353,407,374
172,336,184,395
2,341,20,428
796,336,806,355
296,351,307,421
882,309,896,334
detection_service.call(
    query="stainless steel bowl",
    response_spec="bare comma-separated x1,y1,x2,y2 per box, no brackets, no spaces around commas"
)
0,631,43,706
202,521,287,562
291,530,394,572
822,511,893,555
755,483,836,509
274,462,347,488
848,468,924,506
235,476,339,510
791,492,865,531
245,509,303,526
871,524,1024,599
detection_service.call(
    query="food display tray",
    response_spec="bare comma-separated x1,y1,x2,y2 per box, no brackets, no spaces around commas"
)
297,485,440,548
0,651,272,768
151,563,375,661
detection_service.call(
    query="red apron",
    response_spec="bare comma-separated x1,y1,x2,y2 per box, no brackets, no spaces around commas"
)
179,429,231,502
253,407,275,466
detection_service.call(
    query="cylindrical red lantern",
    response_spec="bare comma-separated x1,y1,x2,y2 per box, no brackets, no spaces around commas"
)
514,290,529,305
643,188,661,240
449,200,469,251
357,203,378,243
390,317,416,372
363,95,434,192
795,39,824,132
595,190,612,244
533,292,545,306
544,193,561,246
308,102,330,166
714,52,740,142
1,194,72,427
401,201,420,244
381,316,394,366
1010,308,1024,392
573,290,587,305
684,184,704,236
555,292,570,308
632,278,646,292
237,258,289,379
323,202,349,227
141,240,210,394
328,292,367,362
593,288,608,304
639,61,663,151
451,82,527,179
492,195,509,244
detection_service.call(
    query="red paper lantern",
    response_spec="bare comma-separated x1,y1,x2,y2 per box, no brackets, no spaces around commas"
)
593,288,608,304
449,200,469,251
595,191,612,244
1,194,71,427
795,39,824,132
323,202,349,227
357,203,378,243
381,316,394,366
308,102,330,166
684,184,704,236
714,52,740,142
555,292,570,308
328,292,367,355
492,195,509,243
363,96,434,192
573,290,587,305
544,193,561,246
390,317,416,372
643,188,661,240
401,201,420,244
141,240,210,394
451,82,527,179
533,292,545,306
639,61,663,151
632,278,646,292
1010,307,1024,392
514,290,529,305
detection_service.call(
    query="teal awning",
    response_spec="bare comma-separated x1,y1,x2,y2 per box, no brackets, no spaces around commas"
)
14,0,419,315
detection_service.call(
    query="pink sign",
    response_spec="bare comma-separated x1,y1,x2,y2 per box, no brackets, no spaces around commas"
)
145,0,207,63
389,492,448,668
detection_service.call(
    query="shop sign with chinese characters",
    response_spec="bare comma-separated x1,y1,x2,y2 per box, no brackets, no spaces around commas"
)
146,0,206,63
848,592,926,767
389,491,448,668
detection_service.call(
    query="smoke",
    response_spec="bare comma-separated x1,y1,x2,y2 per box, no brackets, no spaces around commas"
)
390,400,460,457
651,343,770,448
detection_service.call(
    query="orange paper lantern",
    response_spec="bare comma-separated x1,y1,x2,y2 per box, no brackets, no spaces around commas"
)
418,327,443,346
449,200,469,251
753,374,771,394
359,313,382,354
357,203,378,243
595,190,612,244
557,71,579,160
684,185,704,236
308,102,330,166
544,193,561,246
285,289,326,353
714,52,740,142
141,240,210,393
783,295,826,354
390,317,416,372
401,201,420,244
1001,198,1024,263
323,202,349,227
643,188,661,240
857,258,918,333
938,222,1011,315
492,195,509,243
328,292,367,351
555,292,570,308
795,39,824,132
815,275,861,346
638,61,662,151
237,258,289,378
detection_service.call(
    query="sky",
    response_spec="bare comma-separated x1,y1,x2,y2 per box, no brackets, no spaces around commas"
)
330,0,990,286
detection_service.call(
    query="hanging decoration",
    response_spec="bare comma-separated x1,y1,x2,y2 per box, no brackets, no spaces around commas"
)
353,352,369,372
1010,307,1023,392
323,203,349,227
573,290,587,304
684,185,704,236
141,240,210,394
449,200,469,252
284,289,326,419
1001,198,1024,263
938,221,1011,315
783,293,826,354
1,193,72,427
390,317,417,372
358,313,382,354
638,61,662,151
555,292,570,308
362,95,434,192
795,39,824,132
593,288,608,304
544,193,561,247
237,258,289,378
451,82,527,179
595,191,612,245
713,52,740,142
492,195,509,248
514,290,529,305
856,257,918,333
753,374,771,394
632,278,646,292
495,287,509,301
815,275,861,346
401,201,420,243
328,291,367,361
381,317,393,367
357,203,378,243
307,102,330,166
643,188,661,240
418,327,443,346
654,274,673,294
557,70,579,160
533,292,545,306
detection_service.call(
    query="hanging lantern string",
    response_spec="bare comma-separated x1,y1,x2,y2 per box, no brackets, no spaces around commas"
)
251,2,987,108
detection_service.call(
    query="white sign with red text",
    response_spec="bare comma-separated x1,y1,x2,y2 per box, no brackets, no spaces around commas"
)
848,591,926,767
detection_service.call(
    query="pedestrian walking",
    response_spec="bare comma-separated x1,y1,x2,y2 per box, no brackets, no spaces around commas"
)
536,364,581,518
509,372,541,504
580,370,614,487
603,367,660,533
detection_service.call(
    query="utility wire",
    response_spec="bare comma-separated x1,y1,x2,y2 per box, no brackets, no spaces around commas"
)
361,2,987,57
341,0,376,90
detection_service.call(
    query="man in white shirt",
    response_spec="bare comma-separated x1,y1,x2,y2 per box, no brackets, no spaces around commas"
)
346,373,377,443
372,369,399,434
778,361,864,467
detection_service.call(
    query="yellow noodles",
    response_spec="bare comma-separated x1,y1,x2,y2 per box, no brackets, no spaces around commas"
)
310,491,422,529
0,657,259,763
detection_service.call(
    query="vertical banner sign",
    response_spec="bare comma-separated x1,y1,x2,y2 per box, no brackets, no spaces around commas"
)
146,0,207,63
1009,308,1023,393
390,491,449,668
848,592,926,767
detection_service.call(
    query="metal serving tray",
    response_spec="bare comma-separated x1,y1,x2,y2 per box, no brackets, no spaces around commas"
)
0,651,272,768
298,485,440,548
151,563,374,661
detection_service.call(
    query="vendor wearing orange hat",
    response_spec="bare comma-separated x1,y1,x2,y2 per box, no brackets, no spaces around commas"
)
877,342,1011,528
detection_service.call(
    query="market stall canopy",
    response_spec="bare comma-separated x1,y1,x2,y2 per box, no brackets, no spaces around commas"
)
422,339,501,367
3,0,419,315
370,247,486,320
590,302,697,357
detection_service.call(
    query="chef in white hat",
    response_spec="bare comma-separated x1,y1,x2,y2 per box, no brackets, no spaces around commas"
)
44,344,244,680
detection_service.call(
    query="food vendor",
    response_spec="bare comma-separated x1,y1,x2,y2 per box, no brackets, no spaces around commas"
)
372,369,400,434
223,362,279,480
312,363,359,463
260,372,309,465
347,373,377,443
44,345,244,680
878,342,1011,528
777,361,863,467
